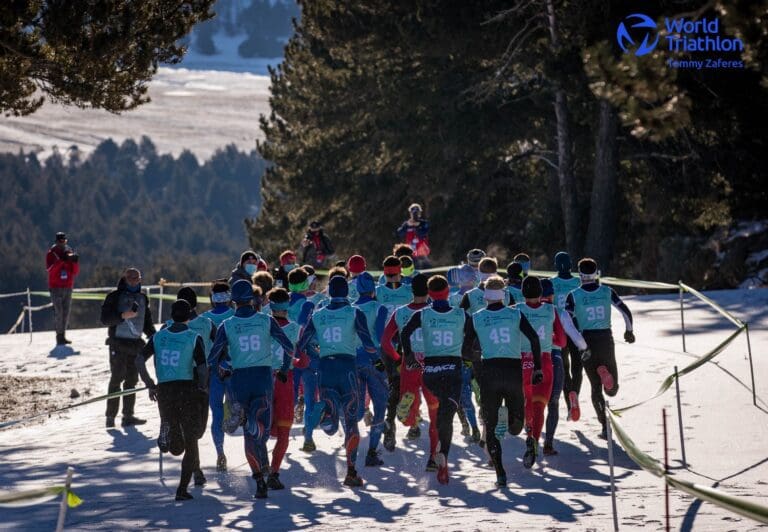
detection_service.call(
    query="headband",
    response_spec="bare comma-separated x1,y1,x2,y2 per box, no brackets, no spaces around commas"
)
401,265,415,277
579,271,600,282
383,265,402,276
428,287,450,301
483,289,506,301
289,280,310,292
211,291,231,303
269,301,290,311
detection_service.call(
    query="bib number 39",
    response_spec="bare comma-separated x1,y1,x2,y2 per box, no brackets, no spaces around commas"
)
586,306,605,321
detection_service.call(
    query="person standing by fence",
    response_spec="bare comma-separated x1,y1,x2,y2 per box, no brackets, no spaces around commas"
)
46,232,80,346
100,268,156,428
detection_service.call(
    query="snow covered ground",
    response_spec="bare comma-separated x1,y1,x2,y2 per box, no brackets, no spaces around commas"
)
1,289,767,531
0,67,271,162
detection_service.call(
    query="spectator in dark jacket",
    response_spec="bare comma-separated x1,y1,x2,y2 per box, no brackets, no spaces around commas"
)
301,221,335,269
46,232,80,346
228,250,261,286
100,268,156,428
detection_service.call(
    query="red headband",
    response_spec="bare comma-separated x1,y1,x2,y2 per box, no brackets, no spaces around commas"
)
383,265,402,276
428,287,450,301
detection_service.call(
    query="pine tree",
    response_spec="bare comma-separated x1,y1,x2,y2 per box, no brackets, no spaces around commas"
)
0,1,215,115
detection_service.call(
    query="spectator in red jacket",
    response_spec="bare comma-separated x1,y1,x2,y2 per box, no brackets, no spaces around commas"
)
396,203,431,269
46,232,80,346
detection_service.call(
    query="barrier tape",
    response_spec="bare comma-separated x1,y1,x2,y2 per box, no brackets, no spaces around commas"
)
0,291,32,299
0,485,82,509
612,326,745,414
0,265,699,303
6,310,26,334
0,387,147,430
679,282,744,328
607,409,768,525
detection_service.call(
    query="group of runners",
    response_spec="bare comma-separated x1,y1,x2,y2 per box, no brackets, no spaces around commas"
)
134,243,635,501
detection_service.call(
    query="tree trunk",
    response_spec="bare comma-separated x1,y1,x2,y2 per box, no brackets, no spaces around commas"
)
554,91,579,254
547,0,579,255
585,99,620,269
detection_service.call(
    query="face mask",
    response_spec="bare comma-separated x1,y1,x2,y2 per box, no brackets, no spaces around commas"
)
244,263,257,275
402,265,415,277
284,264,297,272
127,284,141,293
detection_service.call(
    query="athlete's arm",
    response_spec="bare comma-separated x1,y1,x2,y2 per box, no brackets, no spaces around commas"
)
297,301,315,327
135,336,156,389
374,306,388,345
459,293,470,311
354,308,377,352
380,314,401,362
209,325,229,366
296,319,318,359
209,322,217,342
552,311,567,349
269,317,295,372
519,314,542,370
558,310,587,350
461,317,479,363
399,311,422,363
193,336,209,390
564,293,579,329
610,289,633,331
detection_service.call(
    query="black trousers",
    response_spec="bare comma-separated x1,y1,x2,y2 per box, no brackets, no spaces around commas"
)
582,330,618,427
479,358,525,476
384,356,401,427
561,336,584,409
158,381,202,491
422,357,462,459
106,340,141,418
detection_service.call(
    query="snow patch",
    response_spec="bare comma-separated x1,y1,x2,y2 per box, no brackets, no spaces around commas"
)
1,289,767,530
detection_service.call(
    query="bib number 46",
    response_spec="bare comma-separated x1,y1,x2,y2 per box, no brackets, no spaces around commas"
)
322,326,343,343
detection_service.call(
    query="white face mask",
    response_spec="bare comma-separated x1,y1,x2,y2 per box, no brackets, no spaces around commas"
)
244,263,257,275
284,264,297,272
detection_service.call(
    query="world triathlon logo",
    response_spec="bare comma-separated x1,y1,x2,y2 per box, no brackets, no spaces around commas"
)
616,13,659,56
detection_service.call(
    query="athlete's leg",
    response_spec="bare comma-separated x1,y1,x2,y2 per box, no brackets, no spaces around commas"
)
207,375,226,446
421,381,440,459
365,366,389,454
398,364,423,426
480,367,504,477
270,370,294,474
545,349,564,451
461,363,479,430
422,361,462,459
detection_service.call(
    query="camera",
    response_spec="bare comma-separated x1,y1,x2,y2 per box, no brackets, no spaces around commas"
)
131,301,139,312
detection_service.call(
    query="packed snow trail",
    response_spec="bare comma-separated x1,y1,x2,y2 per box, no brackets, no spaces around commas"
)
1,290,767,531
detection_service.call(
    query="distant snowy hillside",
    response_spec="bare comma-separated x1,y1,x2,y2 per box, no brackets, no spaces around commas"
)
0,68,271,162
